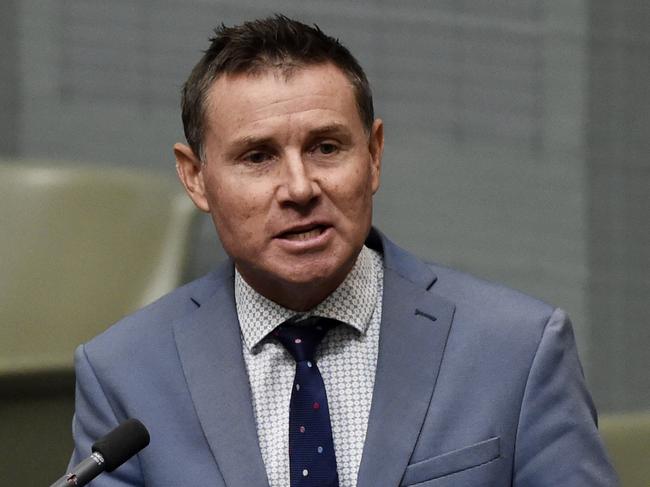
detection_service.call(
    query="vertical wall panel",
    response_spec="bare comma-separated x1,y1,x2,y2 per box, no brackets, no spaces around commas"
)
587,0,650,412
0,0,19,156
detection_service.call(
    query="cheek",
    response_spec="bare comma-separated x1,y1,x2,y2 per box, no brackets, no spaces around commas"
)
346,166,375,204
207,181,269,241
329,167,375,222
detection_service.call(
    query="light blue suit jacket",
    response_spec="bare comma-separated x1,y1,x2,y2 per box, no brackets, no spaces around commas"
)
69,229,617,486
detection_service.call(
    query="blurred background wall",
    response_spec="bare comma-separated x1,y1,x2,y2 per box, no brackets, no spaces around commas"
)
1,0,648,468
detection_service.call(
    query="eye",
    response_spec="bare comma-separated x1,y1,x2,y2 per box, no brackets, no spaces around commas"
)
243,151,272,164
314,142,338,155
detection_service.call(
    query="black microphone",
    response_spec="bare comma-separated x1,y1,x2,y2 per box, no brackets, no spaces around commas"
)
50,419,150,486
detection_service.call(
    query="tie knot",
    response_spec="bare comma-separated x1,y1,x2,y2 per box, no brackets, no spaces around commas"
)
273,316,338,362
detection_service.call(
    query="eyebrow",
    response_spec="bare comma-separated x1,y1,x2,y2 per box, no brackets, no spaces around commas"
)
306,123,352,138
230,134,275,151
230,123,353,151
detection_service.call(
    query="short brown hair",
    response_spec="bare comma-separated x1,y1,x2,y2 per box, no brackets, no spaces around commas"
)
180,14,374,159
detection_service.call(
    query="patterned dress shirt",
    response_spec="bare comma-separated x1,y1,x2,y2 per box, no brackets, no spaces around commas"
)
235,245,384,487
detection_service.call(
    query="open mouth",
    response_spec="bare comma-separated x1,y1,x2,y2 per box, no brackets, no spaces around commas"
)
279,225,328,241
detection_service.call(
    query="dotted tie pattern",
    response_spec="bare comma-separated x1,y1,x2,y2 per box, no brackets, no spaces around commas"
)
274,316,341,487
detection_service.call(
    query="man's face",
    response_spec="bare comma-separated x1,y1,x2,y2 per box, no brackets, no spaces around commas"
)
175,63,383,309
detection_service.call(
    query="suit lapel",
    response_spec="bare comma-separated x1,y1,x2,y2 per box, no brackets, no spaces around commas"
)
173,265,270,487
357,234,455,487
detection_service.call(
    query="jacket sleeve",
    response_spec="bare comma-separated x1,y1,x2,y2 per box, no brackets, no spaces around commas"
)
513,308,618,486
68,344,144,486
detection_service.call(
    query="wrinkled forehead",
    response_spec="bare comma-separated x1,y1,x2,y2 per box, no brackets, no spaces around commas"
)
204,64,360,127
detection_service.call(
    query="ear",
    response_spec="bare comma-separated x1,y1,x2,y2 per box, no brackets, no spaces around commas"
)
368,118,384,194
174,143,210,212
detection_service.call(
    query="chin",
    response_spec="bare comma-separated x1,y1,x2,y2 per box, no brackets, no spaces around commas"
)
276,255,347,285
279,266,338,286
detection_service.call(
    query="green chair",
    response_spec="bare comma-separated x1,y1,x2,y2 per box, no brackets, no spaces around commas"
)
600,411,650,487
0,162,198,484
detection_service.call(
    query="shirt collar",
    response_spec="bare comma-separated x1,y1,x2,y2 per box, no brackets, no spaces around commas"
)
235,245,380,352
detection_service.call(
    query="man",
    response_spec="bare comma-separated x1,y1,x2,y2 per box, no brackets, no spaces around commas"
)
68,15,617,486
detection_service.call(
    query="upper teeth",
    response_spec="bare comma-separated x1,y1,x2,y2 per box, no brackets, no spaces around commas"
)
285,228,322,241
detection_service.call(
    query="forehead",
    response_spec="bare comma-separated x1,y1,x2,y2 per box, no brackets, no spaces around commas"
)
203,63,364,138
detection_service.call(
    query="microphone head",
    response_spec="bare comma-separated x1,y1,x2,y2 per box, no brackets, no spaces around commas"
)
91,418,150,472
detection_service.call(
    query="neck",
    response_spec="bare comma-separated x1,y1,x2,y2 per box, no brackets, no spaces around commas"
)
236,261,356,312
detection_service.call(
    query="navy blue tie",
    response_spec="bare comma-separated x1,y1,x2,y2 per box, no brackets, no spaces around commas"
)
274,316,340,487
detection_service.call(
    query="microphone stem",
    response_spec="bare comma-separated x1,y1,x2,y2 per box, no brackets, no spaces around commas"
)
50,452,105,487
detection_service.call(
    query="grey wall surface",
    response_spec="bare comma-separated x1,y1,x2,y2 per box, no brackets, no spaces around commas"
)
0,0,20,156
3,0,648,413
586,1,650,412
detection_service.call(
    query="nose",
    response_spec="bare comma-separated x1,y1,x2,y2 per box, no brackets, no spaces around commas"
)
277,152,320,207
